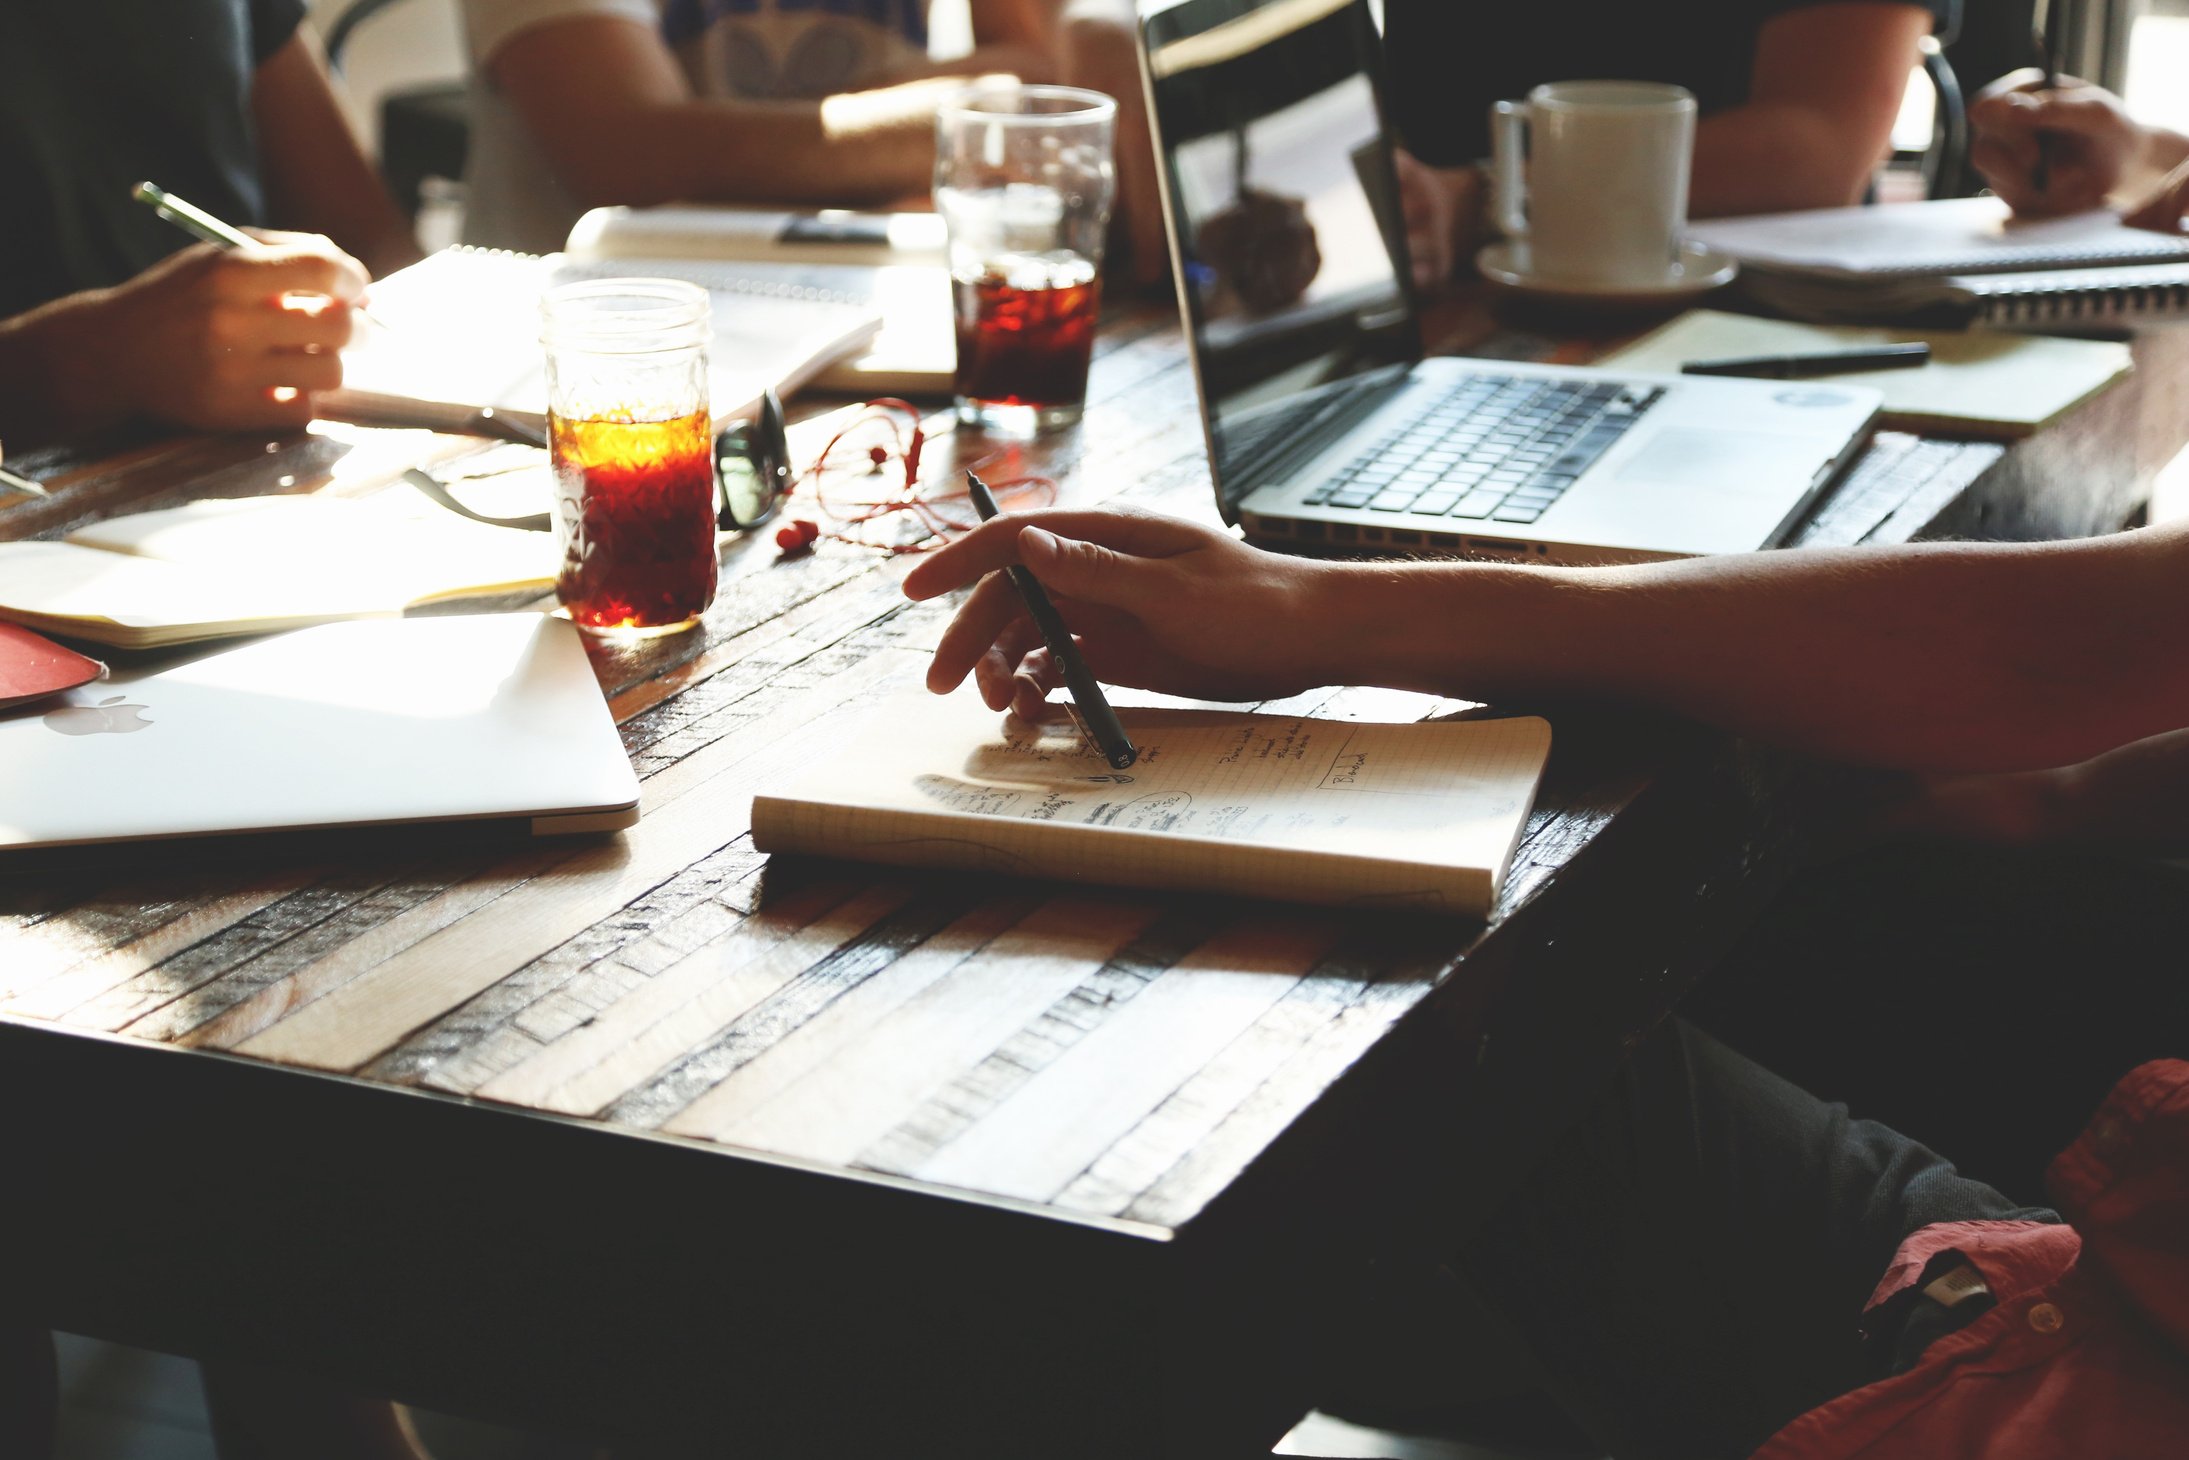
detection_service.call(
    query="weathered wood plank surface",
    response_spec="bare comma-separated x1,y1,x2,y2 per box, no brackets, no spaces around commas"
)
5,300,2184,1245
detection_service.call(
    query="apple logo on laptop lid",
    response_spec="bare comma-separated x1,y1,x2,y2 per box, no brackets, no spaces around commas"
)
45,693,153,736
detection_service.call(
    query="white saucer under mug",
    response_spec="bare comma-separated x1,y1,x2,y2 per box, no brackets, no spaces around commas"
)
1476,239,1739,306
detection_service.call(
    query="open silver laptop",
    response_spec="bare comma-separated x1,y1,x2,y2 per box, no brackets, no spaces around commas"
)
1135,0,1880,563
0,614,640,850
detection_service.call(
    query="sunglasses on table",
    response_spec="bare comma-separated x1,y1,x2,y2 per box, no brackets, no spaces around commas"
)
402,390,792,535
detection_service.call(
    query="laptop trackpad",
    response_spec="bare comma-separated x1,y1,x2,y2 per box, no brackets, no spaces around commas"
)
1616,429,1811,490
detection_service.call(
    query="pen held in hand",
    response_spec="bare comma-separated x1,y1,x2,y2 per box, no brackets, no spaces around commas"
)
965,470,1138,770
0,464,48,499
130,180,390,332
2032,5,2064,194
1681,343,1931,380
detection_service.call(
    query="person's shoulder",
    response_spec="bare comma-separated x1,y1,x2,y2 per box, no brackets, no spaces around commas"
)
463,0,660,63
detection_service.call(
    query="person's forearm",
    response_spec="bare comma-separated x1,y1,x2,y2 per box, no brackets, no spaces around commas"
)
539,92,939,212
1316,529,2189,773
882,42,1057,84
2043,727,2189,851
0,295,127,444
252,33,421,277
1690,104,1880,216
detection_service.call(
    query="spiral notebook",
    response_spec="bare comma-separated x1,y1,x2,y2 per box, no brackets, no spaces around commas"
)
751,690,1553,916
1688,197,2189,281
326,245,884,435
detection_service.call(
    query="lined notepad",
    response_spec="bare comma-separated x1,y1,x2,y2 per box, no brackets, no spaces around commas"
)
1601,310,2134,439
751,691,1552,915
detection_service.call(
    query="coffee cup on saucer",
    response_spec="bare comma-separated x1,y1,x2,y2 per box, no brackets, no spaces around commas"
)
1477,80,1736,304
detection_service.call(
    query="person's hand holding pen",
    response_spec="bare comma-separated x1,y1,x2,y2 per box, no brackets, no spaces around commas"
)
903,506,1336,717
0,205,369,440
1969,70,2189,230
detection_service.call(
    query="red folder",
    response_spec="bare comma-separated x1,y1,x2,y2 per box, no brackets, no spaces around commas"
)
0,621,106,710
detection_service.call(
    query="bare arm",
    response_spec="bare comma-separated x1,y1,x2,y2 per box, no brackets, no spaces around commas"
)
0,238,366,443
1878,727,2189,854
252,31,421,277
486,16,962,211
1689,2,1931,216
903,510,2189,775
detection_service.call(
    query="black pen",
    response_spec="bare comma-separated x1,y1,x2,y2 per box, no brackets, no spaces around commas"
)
965,471,1137,770
2033,0,2064,194
1682,343,1931,379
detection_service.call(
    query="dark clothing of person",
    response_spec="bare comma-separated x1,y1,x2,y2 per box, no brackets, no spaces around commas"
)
1459,1019,2189,1459
1383,0,1958,166
1455,1018,2054,1459
0,1326,55,1459
1686,844,2189,1205
0,0,305,317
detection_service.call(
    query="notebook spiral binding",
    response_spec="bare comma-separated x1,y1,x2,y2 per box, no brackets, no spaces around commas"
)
1977,264,2189,327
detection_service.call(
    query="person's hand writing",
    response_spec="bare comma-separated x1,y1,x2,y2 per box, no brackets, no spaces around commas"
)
65,232,367,434
1393,150,1482,291
902,508,1340,715
1969,70,2139,218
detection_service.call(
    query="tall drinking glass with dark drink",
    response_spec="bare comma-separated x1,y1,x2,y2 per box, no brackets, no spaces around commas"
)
540,278,717,637
935,85,1116,435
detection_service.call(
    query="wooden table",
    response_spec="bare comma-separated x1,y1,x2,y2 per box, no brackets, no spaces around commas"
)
5,297,2186,1458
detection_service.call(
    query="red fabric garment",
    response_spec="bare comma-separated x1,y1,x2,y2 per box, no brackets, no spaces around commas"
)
1754,1060,2189,1460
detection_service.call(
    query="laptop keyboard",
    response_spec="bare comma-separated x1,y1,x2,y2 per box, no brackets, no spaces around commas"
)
1302,374,1666,525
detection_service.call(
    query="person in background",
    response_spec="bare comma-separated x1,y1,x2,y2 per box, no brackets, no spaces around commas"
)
1970,70,2189,230
0,6,432,1454
0,1,419,447
900,502,2189,1457
460,0,1166,279
1389,0,1953,289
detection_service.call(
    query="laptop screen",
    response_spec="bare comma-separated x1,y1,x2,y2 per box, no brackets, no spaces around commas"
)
1140,0,1420,503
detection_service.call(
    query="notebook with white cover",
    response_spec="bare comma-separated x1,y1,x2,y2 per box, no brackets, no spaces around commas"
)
751,691,1552,916
566,204,947,268
1687,197,2189,280
326,245,884,434
565,206,957,395
0,495,557,648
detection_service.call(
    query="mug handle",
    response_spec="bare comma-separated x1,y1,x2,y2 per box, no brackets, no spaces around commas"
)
1490,100,1529,240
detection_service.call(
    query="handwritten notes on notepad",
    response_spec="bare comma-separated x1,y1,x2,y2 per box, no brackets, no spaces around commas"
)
750,691,1553,915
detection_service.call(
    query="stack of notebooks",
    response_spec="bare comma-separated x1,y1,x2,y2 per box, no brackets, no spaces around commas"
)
1688,196,2189,328
327,205,956,437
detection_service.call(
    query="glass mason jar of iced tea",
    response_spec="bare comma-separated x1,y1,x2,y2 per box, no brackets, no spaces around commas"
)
935,85,1116,436
540,278,717,637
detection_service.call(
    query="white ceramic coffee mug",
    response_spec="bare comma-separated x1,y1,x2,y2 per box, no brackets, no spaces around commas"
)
1490,80,1697,287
